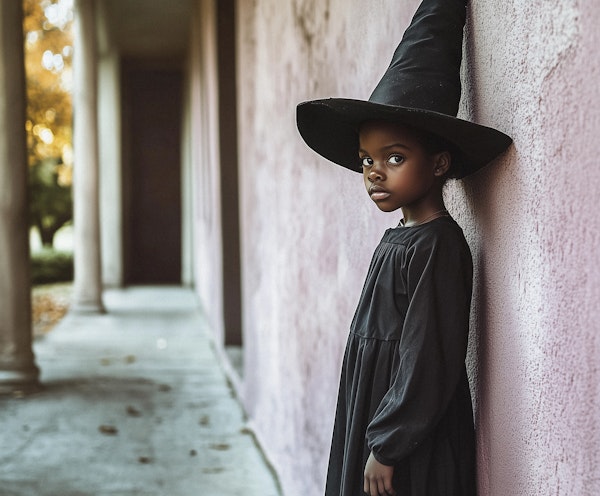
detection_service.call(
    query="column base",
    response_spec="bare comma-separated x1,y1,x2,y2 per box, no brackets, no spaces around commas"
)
70,300,107,315
0,367,41,395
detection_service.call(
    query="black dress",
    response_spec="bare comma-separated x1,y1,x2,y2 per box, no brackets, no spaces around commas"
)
325,216,476,496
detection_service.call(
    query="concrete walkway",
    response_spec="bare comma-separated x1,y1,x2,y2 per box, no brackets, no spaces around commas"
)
0,287,281,496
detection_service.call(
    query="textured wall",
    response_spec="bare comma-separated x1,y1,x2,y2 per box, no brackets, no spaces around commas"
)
231,1,600,495
236,2,403,494
188,0,226,342
456,1,600,494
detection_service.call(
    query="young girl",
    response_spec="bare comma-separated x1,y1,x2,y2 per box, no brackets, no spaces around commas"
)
296,0,512,495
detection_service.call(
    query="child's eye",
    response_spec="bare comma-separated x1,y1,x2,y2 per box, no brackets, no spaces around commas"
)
388,154,404,165
360,156,373,167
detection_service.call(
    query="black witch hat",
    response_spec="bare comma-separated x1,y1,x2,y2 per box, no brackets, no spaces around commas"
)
296,0,512,178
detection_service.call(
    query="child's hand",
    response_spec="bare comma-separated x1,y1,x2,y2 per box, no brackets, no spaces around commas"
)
363,451,396,496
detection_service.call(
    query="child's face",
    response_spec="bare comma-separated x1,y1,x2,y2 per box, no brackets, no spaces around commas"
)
358,121,442,213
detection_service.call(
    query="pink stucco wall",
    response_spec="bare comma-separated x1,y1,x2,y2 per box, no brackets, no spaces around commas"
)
235,2,401,493
187,1,600,495
187,0,226,344
457,1,600,494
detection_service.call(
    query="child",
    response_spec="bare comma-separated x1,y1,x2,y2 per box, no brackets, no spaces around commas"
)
296,0,512,495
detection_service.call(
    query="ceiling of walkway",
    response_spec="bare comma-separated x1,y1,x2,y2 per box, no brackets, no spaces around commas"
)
101,0,194,59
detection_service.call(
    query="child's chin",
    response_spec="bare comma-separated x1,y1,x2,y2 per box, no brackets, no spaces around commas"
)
374,203,401,213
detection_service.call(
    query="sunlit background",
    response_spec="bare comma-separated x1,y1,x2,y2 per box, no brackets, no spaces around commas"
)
24,0,74,254
24,0,75,335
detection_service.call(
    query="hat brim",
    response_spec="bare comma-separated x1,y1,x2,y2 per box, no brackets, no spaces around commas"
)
296,98,512,178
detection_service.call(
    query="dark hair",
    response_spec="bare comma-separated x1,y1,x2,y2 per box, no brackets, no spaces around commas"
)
413,128,462,179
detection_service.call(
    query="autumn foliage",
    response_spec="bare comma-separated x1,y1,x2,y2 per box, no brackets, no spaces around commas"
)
23,0,73,247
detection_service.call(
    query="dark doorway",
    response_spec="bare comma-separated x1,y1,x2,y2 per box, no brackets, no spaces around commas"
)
122,64,182,285
217,0,242,349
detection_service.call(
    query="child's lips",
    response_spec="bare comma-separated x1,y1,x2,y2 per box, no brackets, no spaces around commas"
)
369,185,391,201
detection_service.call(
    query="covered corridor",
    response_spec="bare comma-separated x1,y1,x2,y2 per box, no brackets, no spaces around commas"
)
2,0,600,494
0,287,280,496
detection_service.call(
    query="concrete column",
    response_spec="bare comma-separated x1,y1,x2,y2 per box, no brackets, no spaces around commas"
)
98,52,123,287
97,1,123,288
72,0,105,313
0,0,40,393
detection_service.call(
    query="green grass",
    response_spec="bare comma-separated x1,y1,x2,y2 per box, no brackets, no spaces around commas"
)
31,250,73,285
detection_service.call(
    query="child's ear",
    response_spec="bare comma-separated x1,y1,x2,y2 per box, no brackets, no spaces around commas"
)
433,151,451,177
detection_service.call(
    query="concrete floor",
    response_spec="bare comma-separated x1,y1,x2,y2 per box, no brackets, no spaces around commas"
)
0,287,281,496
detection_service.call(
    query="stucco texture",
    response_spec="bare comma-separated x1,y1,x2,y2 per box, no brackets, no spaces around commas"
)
231,1,600,495
188,0,226,343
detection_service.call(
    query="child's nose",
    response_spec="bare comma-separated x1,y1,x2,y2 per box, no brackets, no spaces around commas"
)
368,166,384,181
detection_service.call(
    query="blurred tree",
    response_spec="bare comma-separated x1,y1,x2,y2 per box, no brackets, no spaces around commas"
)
23,0,74,248
29,158,72,246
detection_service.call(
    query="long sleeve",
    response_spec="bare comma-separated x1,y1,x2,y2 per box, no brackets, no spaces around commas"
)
366,227,473,465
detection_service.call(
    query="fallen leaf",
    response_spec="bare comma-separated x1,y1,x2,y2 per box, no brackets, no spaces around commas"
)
31,290,70,337
209,443,230,451
98,425,118,435
126,405,142,417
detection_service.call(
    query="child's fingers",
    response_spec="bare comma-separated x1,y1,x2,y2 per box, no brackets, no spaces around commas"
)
384,477,397,496
363,451,396,495
366,478,381,496
363,476,377,495
378,475,396,496
364,477,377,495
363,475,395,496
